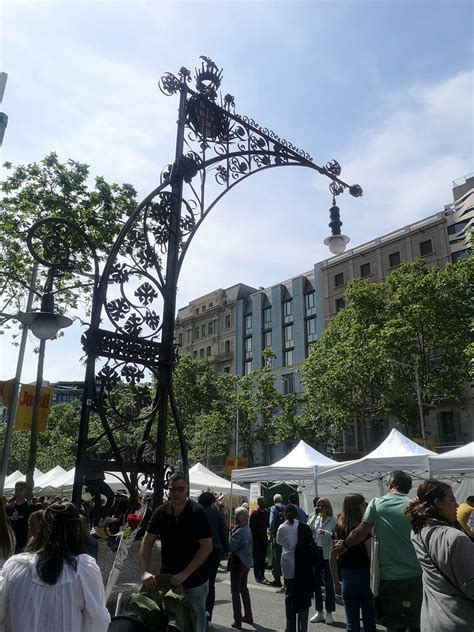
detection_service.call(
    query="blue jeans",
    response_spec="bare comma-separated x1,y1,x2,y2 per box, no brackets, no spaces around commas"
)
340,567,376,632
285,579,309,632
314,558,335,613
184,580,209,632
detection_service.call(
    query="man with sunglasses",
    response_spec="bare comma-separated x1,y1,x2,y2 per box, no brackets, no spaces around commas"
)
139,471,212,632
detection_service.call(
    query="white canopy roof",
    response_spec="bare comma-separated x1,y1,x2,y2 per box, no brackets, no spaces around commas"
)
189,462,249,496
27,463,249,497
316,428,436,482
34,465,67,492
4,469,43,493
231,440,338,483
429,442,474,475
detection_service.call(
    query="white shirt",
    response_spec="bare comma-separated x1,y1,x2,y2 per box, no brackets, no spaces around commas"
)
0,553,110,632
276,519,299,579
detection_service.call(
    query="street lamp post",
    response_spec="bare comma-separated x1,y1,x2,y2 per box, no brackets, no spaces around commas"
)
16,268,73,500
28,57,362,509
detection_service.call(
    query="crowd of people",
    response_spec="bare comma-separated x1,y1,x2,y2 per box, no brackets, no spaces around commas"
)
0,470,473,632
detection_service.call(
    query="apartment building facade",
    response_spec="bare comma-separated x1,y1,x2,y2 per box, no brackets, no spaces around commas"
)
175,176,473,461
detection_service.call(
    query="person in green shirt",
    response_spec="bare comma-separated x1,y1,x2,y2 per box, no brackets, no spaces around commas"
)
334,471,422,632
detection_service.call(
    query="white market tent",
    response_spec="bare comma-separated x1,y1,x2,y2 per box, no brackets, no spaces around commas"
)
428,442,474,476
19,462,249,498
34,465,67,493
316,428,436,485
4,469,43,494
231,440,339,484
189,462,249,497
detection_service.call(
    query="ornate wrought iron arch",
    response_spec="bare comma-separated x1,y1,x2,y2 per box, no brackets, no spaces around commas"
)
70,58,362,509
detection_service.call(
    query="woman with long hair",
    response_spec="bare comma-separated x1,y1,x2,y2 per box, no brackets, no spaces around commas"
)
0,498,15,570
310,497,337,624
276,504,314,632
0,501,110,632
331,494,376,632
405,479,474,632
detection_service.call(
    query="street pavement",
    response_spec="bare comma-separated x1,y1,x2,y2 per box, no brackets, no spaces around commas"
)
210,564,384,631
99,543,384,631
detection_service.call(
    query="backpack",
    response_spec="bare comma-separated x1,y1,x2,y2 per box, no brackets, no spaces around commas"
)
271,504,285,536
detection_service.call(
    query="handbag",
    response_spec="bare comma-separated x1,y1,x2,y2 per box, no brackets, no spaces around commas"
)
370,535,380,596
370,498,381,596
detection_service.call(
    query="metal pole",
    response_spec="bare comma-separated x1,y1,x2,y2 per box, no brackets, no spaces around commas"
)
153,78,188,508
414,365,426,447
0,263,38,496
25,337,46,500
235,406,239,467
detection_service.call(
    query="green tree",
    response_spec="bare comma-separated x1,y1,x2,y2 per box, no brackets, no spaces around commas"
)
300,258,473,441
236,349,296,465
0,152,137,321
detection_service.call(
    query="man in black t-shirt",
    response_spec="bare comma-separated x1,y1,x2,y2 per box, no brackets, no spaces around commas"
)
5,481,37,552
139,472,212,632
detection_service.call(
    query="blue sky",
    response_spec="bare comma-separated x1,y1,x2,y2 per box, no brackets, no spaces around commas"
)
0,0,472,382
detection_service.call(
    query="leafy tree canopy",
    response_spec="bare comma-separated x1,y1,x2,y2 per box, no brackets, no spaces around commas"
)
300,258,473,439
0,153,137,319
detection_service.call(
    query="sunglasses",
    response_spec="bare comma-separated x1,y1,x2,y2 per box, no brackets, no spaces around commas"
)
170,486,186,493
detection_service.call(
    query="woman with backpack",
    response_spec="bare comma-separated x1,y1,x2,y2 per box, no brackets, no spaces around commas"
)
276,503,314,632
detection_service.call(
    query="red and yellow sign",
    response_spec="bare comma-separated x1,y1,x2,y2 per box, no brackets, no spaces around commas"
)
0,380,53,432
225,456,248,476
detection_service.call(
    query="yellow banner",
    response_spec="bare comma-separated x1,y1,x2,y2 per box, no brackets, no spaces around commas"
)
0,379,14,407
225,456,249,476
412,437,437,452
15,384,54,432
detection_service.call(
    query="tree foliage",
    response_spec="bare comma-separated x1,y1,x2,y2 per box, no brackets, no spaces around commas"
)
0,153,137,321
300,258,473,439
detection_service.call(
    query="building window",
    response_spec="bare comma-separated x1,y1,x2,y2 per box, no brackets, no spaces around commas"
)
263,330,272,349
244,337,252,360
283,324,294,348
335,298,345,312
452,250,469,263
186,329,191,343
195,308,199,315
305,317,317,342
389,251,401,268
438,410,461,445
283,349,294,367
209,302,213,308
202,304,206,310
224,339,231,353
206,346,211,357
334,272,344,287
244,314,252,335
343,420,357,451
282,373,295,395
208,321,214,335
195,328,199,340
360,262,371,278
447,220,468,235
193,350,197,358
419,239,433,257
283,300,293,324
244,360,252,375
199,348,204,358
201,324,206,337
177,333,183,345
304,292,316,316
225,314,231,328
224,366,230,373
263,307,272,329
